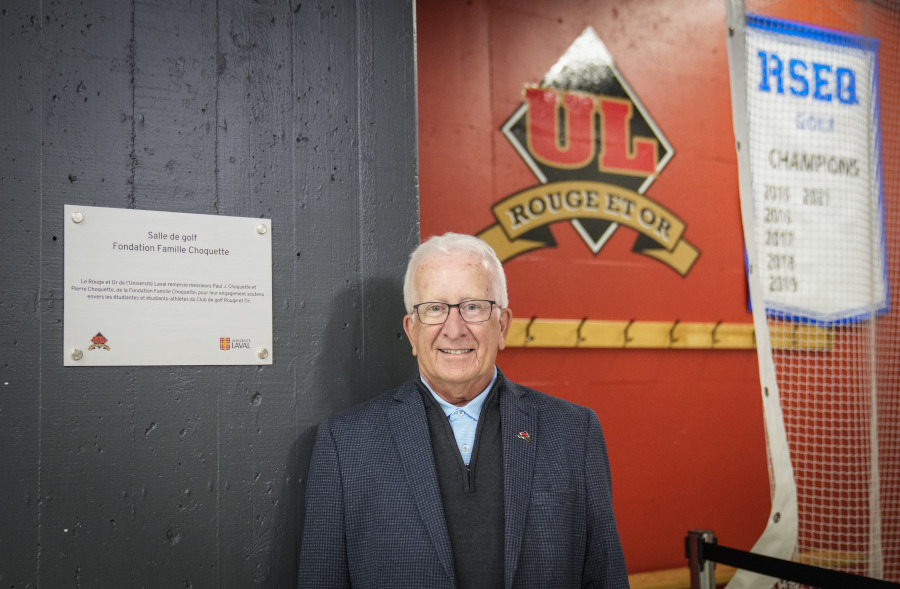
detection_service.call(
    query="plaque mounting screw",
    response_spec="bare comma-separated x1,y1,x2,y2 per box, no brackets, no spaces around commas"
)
257,348,269,360
71,348,84,361
71,211,84,224
256,224,268,235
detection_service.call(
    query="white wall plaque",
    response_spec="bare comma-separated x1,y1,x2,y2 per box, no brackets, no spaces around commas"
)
64,205,273,366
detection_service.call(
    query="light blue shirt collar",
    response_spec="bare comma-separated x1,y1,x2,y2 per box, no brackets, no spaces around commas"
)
421,367,498,419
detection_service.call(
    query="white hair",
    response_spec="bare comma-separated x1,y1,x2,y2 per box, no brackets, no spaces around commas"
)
403,232,508,313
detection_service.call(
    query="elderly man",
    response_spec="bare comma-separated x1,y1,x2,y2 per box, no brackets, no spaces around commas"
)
298,232,629,588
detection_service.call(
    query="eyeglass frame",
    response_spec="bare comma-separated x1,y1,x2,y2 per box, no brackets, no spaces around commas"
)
411,299,497,325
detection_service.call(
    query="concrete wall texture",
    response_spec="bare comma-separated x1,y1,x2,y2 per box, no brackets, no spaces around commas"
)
0,0,419,586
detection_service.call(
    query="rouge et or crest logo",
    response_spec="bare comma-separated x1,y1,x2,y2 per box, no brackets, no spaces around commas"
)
478,27,699,276
220,337,231,350
88,332,110,351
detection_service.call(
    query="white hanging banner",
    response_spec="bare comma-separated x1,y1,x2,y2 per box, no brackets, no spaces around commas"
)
745,15,886,325
63,205,273,366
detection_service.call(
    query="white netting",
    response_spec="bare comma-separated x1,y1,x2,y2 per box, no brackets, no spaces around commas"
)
731,1,900,586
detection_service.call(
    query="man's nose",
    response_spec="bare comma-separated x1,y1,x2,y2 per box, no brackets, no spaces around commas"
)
441,306,469,332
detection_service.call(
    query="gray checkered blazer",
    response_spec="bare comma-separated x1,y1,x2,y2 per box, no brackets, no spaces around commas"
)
297,372,629,588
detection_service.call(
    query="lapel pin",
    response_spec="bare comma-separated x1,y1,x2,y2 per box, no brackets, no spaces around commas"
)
517,431,531,443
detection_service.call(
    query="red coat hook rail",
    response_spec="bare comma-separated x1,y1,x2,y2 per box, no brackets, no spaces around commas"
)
506,317,833,351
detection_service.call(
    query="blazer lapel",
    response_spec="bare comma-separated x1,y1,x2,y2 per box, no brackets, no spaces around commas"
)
500,377,538,589
389,380,456,584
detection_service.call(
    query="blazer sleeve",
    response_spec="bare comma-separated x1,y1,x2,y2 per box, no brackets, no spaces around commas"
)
297,421,351,589
583,410,631,588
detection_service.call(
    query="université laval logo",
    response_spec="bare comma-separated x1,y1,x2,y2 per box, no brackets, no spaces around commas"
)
220,337,250,350
478,27,700,276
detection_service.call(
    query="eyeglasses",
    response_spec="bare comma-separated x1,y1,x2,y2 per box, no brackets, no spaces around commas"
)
412,299,496,325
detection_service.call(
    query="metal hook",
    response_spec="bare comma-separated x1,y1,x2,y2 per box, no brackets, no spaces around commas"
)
669,319,681,346
711,320,723,347
623,319,636,347
525,316,537,343
576,317,588,345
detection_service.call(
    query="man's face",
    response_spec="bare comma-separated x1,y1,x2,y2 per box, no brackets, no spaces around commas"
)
403,251,512,405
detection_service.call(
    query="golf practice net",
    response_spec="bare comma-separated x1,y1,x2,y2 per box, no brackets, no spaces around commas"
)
726,0,900,587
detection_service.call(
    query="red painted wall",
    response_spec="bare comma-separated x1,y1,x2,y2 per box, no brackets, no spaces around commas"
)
416,0,770,572
417,0,897,573
418,0,898,574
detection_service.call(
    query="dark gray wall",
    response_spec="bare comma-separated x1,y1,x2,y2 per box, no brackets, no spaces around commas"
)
0,0,418,586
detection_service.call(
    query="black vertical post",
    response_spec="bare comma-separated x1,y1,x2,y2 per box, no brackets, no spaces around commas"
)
686,529,718,589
